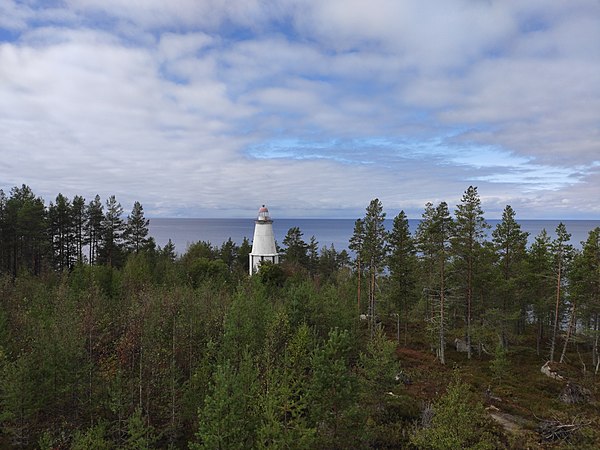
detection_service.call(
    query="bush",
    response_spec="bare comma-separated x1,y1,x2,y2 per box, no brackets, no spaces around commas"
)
410,373,504,449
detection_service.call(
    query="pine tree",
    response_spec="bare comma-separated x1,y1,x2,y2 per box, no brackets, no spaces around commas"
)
5,185,47,276
452,186,488,359
236,237,252,274
307,328,359,448
570,228,600,373
362,199,388,338
193,353,259,450
527,229,554,355
48,193,75,272
99,195,125,267
410,373,500,449
124,407,156,449
549,222,573,362
85,195,104,265
282,227,308,268
357,328,400,436
417,202,453,364
219,238,238,271
491,205,528,348
0,189,7,274
349,218,365,313
72,195,86,264
307,236,319,276
124,201,150,254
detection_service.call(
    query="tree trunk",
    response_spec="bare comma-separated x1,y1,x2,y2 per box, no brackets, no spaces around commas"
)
171,316,176,445
439,258,446,365
139,344,143,410
550,259,562,362
370,263,376,339
593,313,599,375
559,303,576,363
357,257,361,314
536,318,543,356
467,254,472,360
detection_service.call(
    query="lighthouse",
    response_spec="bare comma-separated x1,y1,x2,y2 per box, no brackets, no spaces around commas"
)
249,205,279,275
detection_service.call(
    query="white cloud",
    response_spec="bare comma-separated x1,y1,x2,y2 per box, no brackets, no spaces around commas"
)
0,1,599,219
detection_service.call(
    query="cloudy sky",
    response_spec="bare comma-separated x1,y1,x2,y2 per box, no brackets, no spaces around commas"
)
1,1,599,219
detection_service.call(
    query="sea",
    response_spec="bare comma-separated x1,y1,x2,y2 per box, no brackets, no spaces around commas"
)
148,218,600,256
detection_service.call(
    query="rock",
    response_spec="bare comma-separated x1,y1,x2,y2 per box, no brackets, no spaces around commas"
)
541,361,564,381
454,338,471,352
559,382,593,404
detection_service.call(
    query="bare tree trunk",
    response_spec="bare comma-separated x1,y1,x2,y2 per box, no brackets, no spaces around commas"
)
550,259,562,362
139,344,143,410
171,316,176,445
370,264,376,339
536,318,543,356
593,314,599,375
89,316,93,425
439,258,446,365
357,257,361,314
467,256,472,360
560,303,576,363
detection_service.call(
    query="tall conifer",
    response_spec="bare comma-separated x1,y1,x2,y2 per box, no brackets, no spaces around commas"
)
550,222,573,362
452,186,488,359
99,195,125,267
124,201,150,254
387,210,417,344
362,199,387,338
491,205,528,348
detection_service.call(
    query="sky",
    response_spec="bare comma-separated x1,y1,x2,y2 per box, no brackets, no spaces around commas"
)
1,0,599,219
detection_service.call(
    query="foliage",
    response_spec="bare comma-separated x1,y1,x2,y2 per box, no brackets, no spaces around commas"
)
1,184,600,448
490,343,510,383
410,373,502,450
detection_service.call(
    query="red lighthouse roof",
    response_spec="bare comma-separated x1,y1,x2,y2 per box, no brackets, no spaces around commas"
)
257,205,272,222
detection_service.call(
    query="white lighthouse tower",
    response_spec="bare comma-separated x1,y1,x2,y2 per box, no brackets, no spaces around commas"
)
249,205,279,275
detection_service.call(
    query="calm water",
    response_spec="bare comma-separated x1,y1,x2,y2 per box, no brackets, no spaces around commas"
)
149,218,600,255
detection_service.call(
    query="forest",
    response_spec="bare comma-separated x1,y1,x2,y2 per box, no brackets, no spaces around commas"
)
0,184,599,449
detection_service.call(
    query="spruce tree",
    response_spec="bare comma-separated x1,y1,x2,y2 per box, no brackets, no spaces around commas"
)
387,210,417,344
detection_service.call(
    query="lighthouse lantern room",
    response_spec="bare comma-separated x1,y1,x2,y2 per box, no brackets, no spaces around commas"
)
249,205,280,275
